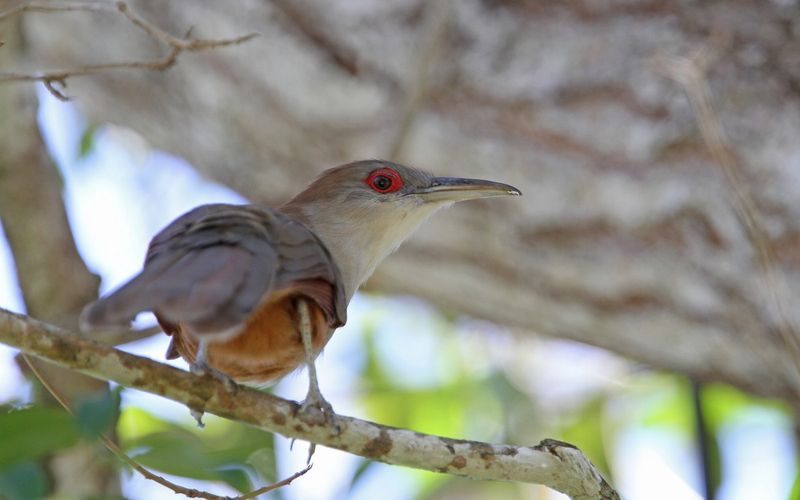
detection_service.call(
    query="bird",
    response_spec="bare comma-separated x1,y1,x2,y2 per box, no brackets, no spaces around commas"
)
81,160,520,426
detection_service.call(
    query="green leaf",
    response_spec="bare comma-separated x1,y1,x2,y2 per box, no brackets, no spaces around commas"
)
419,476,522,500
361,385,466,437
117,407,175,441
360,324,392,390
78,124,99,160
213,469,251,494
118,408,275,493
701,383,789,428
246,447,277,484
126,431,227,480
638,376,694,432
0,406,81,468
0,461,48,500
126,429,252,491
790,465,800,500
348,458,375,492
74,387,122,438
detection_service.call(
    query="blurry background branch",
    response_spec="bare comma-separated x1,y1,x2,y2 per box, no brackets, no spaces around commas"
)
0,4,260,494
0,1,258,101
0,308,620,500
654,31,800,384
0,8,117,496
386,0,451,160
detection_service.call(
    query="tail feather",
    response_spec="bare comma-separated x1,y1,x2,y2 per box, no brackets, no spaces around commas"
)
80,246,263,336
79,272,162,332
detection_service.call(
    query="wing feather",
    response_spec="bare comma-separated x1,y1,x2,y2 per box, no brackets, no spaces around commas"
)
81,203,346,338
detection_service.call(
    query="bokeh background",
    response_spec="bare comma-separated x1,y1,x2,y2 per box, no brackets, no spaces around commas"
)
1,1,799,498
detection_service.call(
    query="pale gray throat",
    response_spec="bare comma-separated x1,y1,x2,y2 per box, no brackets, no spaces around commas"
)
288,201,443,300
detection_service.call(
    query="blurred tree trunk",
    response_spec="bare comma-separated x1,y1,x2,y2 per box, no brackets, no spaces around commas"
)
0,9,117,497
12,0,800,404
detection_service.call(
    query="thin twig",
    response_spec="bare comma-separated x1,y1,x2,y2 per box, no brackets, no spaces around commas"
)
0,1,111,20
0,1,259,101
267,0,398,91
237,464,312,500
21,353,310,500
267,0,358,76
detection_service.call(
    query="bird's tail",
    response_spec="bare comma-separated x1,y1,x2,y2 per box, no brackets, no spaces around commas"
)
80,273,158,333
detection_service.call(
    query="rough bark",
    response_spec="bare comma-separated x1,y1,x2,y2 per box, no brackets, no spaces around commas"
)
0,308,620,500
0,7,116,496
12,0,800,402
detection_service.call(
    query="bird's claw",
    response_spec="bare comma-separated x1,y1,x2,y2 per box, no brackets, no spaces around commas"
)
297,392,339,464
190,408,206,428
298,392,340,434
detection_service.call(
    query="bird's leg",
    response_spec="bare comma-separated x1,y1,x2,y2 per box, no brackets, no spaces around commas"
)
187,339,238,427
297,298,339,439
190,338,210,374
190,340,238,390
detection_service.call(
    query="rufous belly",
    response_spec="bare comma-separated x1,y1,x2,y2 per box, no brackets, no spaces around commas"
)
168,294,330,385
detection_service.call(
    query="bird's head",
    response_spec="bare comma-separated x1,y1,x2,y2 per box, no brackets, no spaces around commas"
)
282,160,521,298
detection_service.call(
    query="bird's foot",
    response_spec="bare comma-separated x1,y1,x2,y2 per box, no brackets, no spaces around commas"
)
298,390,340,433
190,359,238,393
187,360,237,428
190,408,206,428
296,391,339,464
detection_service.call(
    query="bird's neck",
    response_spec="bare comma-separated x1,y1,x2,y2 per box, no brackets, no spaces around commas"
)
281,200,442,300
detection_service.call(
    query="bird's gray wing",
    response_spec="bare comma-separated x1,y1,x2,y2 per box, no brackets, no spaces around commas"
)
81,203,346,337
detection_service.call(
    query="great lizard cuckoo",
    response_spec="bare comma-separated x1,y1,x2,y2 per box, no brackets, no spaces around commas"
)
81,160,520,425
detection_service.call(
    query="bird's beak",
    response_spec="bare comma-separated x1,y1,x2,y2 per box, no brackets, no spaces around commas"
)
413,176,522,203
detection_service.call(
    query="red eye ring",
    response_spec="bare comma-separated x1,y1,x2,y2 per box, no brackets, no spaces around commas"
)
365,168,404,194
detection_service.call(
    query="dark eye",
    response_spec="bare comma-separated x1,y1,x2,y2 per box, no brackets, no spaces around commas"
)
373,175,391,190
366,168,404,193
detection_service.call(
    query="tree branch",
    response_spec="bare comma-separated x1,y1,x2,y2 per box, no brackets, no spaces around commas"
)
0,12,123,494
0,1,258,101
0,307,619,500
387,0,451,160
652,31,800,391
267,0,398,90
